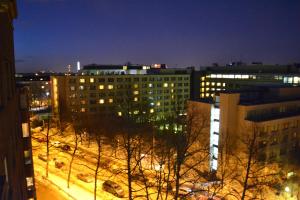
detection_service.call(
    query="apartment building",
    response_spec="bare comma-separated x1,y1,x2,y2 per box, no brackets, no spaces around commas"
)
192,64,300,99
52,64,191,122
190,86,300,171
0,0,36,199
16,73,51,113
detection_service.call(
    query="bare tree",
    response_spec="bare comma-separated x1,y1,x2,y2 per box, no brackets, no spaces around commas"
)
67,111,83,188
227,123,281,200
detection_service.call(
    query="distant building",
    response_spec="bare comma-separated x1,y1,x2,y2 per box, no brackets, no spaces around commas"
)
192,64,300,99
16,73,51,114
51,64,191,124
190,86,300,171
0,1,36,199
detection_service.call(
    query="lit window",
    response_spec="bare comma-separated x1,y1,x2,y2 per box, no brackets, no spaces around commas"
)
41,86,45,89
149,83,153,88
134,84,138,88
217,82,221,86
201,77,205,81
90,78,94,83
133,90,139,95
80,100,86,105
206,93,210,97
79,85,84,90
171,83,174,87
206,82,210,86
26,177,34,188
99,99,104,104
108,85,114,90
134,97,138,102
81,108,86,112
163,83,168,87
223,83,226,87
109,98,113,103
201,82,205,86
22,123,29,137
201,88,205,92
24,151,31,164
133,110,139,114
99,85,104,90
150,108,154,113
123,66,127,70
157,102,161,106
118,112,122,116
211,82,215,86
171,89,174,93
206,88,209,91
201,94,205,98
211,88,215,91
80,78,85,83
70,86,75,91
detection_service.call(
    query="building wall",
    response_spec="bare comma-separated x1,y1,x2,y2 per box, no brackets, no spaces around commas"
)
194,68,300,99
189,89,300,171
52,74,190,121
0,1,36,199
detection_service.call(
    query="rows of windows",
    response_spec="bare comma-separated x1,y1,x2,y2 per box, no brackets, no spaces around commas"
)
258,120,300,136
72,82,189,91
72,76,190,84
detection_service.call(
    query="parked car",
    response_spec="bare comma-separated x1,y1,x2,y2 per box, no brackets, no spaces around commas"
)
51,141,61,148
76,173,94,183
103,180,125,197
172,185,194,198
38,154,47,162
132,173,149,184
76,151,86,159
55,160,65,169
61,144,71,151
31,126,42,133
37,137,46,142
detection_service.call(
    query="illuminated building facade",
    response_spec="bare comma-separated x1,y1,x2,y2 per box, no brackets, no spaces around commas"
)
193,64,300,99
190,86,300,171
51,64,190,122
16,73,51,114
0,1,36,199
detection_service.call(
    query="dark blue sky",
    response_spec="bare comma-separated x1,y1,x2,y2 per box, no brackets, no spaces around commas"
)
15,0,300,72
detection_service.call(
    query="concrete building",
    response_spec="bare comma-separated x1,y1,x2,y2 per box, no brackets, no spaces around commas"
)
16,73,51,114
190,86,300,171
51,64,191,123
192,64,300,99
0,0,36,199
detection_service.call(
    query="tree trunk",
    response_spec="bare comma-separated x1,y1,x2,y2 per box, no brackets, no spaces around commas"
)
67,133,78,188
94,138,101,200
241,133,256,200
126,134,133,200
46,116,50,178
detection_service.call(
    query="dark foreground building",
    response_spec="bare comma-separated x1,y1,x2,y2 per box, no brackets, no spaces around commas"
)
0,0,36,199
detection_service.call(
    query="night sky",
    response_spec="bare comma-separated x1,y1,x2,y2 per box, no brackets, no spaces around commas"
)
15,0,300,72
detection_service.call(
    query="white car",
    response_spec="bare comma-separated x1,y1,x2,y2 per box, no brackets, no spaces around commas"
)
51,141,61,148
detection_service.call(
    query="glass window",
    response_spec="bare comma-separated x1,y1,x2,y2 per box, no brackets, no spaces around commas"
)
99,99,104,104
80,78,85,83
90,78,94,83
22,123,29,137
99,85,104,90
